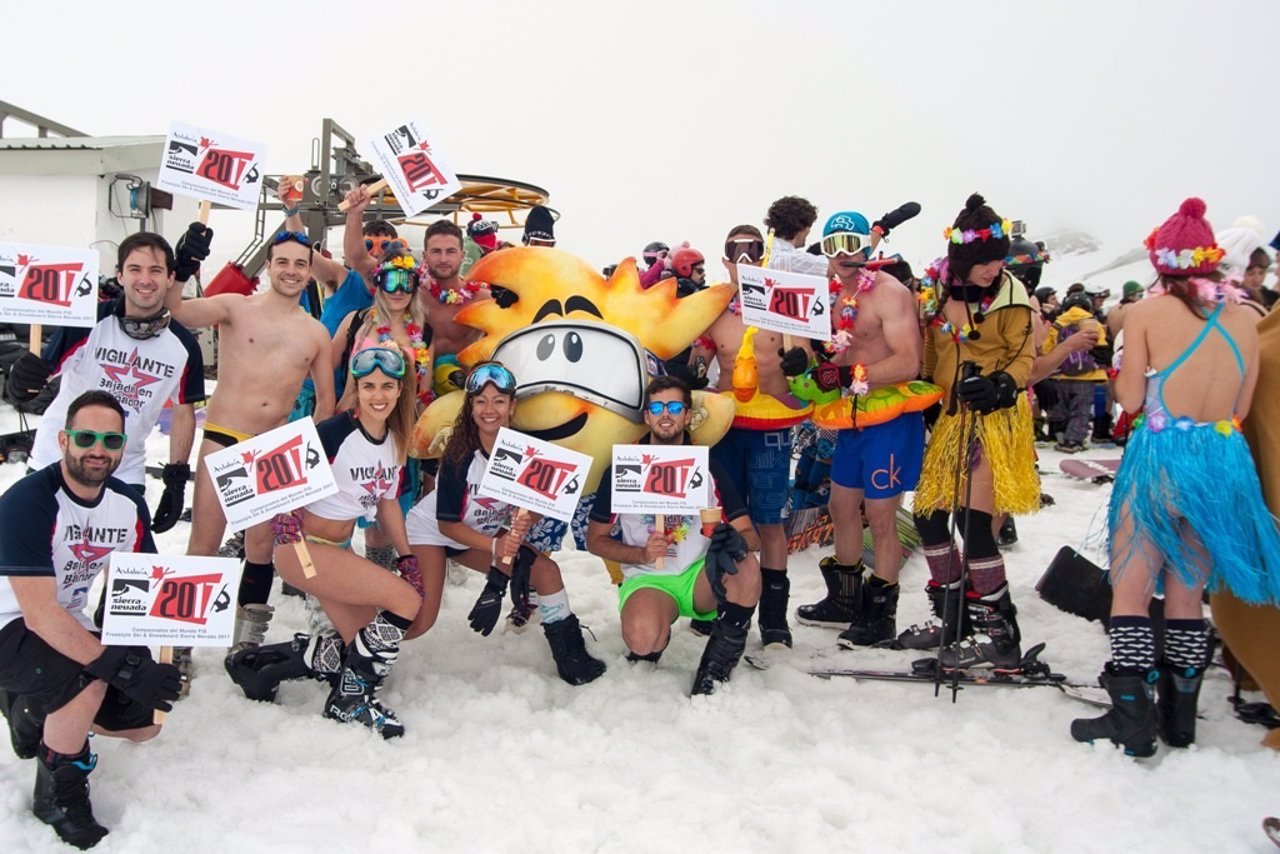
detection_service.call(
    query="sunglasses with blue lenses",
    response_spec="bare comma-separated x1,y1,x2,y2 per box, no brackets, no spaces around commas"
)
66,430,127,451
465,362,517,395
645,401,687,416
272,230,312,248
350,347,406,380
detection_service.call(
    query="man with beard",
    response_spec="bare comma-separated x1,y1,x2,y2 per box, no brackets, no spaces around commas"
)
0,391,181,849
13,232,205,533
418,218,489,396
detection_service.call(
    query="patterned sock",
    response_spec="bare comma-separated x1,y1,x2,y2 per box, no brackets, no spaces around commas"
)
364,544,397,572
1108,615,1156,672
537,589,570,624
967,555,1007,596
1164,618,1209,669
308,633,344,675
922,543,963,585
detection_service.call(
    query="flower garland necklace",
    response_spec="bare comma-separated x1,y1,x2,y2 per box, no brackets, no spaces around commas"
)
429,279,483,305
918,258,994,342
824,268,877,357
369,308,433,405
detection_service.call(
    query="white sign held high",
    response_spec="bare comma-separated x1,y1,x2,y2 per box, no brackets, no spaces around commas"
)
609,444,710,515
157,121,268,211
0,243,99,327
478,427,592,522
367,119,462,218
737,265,831,341
101,553,243,646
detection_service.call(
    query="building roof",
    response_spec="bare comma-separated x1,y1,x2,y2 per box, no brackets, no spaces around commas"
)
0,135,165,176
0,135,163,151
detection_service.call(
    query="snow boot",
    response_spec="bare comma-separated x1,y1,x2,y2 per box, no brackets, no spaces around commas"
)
626,650,663,664
225,632,342,702
1092,412,1114,444
757,569,793,649
1,688,41,759
936,585,1022,669
895,580,970,650
1070,664,1159,757
324,613,408,739
1048,419,1067,444
691,619,749,696
997,516,1018,547
1157,663,1204,748
542,614,607,685
796,557,863,628
230,603,274,651
33,742,108,849
173,646,194,699
837,576,898,648
688,618,714,637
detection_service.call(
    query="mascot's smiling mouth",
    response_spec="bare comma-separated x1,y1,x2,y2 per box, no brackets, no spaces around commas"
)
523,412,588,441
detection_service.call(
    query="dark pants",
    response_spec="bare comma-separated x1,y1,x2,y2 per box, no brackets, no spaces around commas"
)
1048,380,1096,444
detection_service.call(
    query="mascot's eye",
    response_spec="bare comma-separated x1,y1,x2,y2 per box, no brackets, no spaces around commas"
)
563,332,583,362
536,333,556,361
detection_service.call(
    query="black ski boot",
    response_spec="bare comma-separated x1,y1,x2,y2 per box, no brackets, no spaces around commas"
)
626,650,663,664
1,688,41,759
542,614,607,685
33,742,108,849
997,516,1018,548
837,576,898,648
936,585,1022,669
758,570,793,649
796,557,863,628
691,619,749,696
1092,412,1114,444
1157,663,1204,748
225,632,342,702
894,580,969,650
324,613,407,739
688,618,713,637
1070,664,1159,757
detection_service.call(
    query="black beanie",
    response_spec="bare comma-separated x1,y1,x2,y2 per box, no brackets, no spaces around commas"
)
946,193,1011,284
522,205,556,244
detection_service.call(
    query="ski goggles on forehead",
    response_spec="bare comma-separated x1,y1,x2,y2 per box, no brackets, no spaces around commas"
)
465,362,517,395
272,230,312,248
375,267,419,294
821,232,873,258
365,236,406,255
724,238,764,264
66,430,127,451
350,347,406,380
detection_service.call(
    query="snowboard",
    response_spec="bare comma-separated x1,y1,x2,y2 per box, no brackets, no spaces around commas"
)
1058,458,1121,484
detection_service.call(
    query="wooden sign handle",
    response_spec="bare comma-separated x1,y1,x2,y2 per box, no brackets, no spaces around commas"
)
338,178,388,212
654,513,665,570
500,508,528,567
153,646,173,725
198,200,211,225
295,540,317,579
28,324,42,356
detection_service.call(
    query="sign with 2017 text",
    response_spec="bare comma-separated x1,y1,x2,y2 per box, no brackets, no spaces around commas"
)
101,553,243,646
609,445,710,514
157,121,268,210
367,118,462,218
736,265,831,340
0,243,99,326
478,427,592,522
203,418,337,531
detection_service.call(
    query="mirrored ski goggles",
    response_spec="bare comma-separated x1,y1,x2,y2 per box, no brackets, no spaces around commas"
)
465,362,518,395
724,238,764,264
375,268,419,294
272,230,312,248
821,232,873,258
645,401,687,416
365,236,407,255
66,430,127,451
119,310,171,341
350,347,407,380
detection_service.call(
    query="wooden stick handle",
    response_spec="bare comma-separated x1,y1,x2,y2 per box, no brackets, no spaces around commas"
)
198,200,211,225
153,646,173,725
338,178,388,212
782,333,793,352
655,514,665,571
294,540,317,578
500,508,528,566
28,324,41,356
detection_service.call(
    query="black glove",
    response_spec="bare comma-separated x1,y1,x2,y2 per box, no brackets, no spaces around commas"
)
84,646,182,712
174,222,214,283
686,374,710,391
151,463,190,534
490,285,518,308
957,370,1018,414
510,545,537,612
703,522,748,605
467,568,509,636
872,202,922,238
778,347,810,377
4,352,53,402
811,362,848,393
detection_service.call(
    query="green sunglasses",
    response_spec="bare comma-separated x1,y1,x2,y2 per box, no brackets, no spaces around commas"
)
65,430,127,451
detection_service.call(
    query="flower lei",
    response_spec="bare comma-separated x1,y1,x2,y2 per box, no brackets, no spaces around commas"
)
645,515,692,543
370,309,433,405
429,279,483,305
824,268,877,357
918,257,993,342
944,219,1012,245
378,255,419,274
1148,276,1246,305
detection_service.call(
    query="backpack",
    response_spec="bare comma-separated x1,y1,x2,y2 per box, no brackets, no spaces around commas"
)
1053,320,1099,376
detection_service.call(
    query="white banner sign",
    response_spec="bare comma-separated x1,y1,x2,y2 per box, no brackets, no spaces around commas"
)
609,444,710,514
0,243,99,326
478,427,592,522
203,418,337,531
101,553,243,646
367,118,462,218
737,265,831,340
157,121,268,210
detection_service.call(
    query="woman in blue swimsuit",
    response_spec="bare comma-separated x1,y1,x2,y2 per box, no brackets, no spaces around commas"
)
1072,198,1280,757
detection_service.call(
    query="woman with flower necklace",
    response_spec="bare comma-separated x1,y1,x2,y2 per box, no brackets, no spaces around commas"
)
907,194,1038,669
1071,198,1280,757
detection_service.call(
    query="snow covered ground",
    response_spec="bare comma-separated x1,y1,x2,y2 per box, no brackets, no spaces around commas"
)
1,403,1278,854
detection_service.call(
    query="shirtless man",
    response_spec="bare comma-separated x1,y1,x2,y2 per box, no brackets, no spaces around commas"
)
418,217,487,395
164,231,335,607
782,211,924,649
690,225,810,648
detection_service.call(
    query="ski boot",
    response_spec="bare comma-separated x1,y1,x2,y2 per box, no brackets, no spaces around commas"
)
173,647,194,699
505,590,540,633
1092,412,1114,444
757,570,793,649
691,619,749,696
935,585,1022,669
894,580,970,650
542,614,607,685
997,516,1018,548
1070,663,1159,757
33,742,108,849
1157,662,1204,748
324,614,408,739
225,632,343,702
626,650,663,664
797,557,863,628
217,529,245,559
1,688,41,759
688,618,714,637
229,603,274,652
837,575,898,648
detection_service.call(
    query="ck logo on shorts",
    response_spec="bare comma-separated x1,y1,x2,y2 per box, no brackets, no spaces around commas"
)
871,454,902,491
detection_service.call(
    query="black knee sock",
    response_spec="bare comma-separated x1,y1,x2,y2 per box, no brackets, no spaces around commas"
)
913,510,952,547
718,601,756,631
238,560,275,606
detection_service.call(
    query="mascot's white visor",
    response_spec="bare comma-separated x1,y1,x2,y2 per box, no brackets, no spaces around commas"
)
492,319,646,424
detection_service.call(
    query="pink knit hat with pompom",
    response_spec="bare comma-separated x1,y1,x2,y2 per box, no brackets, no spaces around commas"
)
1144,197,1225,277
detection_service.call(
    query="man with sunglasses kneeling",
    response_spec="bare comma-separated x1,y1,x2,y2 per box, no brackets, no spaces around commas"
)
587,377,762,695
0,391,182,849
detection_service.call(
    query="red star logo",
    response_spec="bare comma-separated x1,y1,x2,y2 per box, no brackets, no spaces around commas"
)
199,136,213,150
101,350,161,392
69,537,113,565
473,497,500,511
